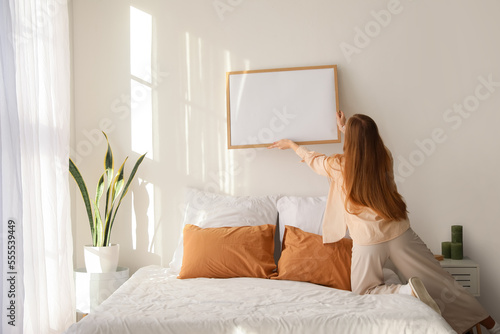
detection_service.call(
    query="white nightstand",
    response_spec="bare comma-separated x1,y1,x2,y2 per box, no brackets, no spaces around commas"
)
74,266,129,315
439,257,480,297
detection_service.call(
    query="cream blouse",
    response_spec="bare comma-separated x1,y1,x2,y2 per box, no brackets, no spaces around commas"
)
295,146,410,246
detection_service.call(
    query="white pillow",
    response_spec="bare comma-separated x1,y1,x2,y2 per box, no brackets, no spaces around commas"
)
168,188,279,274
276,195,327,247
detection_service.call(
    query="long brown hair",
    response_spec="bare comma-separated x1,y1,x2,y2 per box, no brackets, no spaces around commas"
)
338,114,408,221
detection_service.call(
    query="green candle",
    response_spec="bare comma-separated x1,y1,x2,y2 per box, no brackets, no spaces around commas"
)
451,225,463,243
451,242,463,260
442,241,451,258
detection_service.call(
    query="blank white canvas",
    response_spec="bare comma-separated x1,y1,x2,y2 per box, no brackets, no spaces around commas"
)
228,67,338,147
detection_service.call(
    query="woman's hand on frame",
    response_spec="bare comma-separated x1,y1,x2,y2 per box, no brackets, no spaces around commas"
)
337,110,346,133
268,139,299,151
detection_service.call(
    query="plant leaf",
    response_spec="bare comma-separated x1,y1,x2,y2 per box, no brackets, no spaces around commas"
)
103,132,114,222
107,153,147,245
95,172,105,211
69,158,94,239
93,198,105,247
103,159,126,245
111,159,127,206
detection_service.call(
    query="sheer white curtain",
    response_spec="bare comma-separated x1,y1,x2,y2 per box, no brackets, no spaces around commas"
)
1,0,25,333
1,0,74,333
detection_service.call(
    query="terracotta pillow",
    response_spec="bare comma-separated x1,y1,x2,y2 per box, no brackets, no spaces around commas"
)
178,224,276,279
272,225,352,291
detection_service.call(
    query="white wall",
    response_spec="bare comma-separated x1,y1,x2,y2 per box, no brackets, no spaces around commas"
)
71,0,500,319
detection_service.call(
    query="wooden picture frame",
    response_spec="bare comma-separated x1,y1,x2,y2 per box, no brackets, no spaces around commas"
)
226,64,340,149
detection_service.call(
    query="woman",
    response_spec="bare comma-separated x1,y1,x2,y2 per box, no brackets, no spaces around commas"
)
268,111,498,334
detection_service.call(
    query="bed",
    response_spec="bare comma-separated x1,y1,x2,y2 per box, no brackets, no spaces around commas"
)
64,188,456,334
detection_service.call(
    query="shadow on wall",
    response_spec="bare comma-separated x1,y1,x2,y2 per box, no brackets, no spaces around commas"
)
129,178,161,270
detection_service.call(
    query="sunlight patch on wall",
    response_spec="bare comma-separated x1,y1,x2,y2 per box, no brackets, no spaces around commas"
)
224,50,232,72
130,6,153,158
130,6,152,82
184,32,192,175
130,6,155,251
180,37,254,195
130,79,152,156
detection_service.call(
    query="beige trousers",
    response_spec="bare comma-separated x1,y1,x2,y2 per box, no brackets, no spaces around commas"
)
351,228,489,334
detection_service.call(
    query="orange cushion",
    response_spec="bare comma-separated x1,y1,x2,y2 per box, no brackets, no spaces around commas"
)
272,225,352,290
178,224,276,279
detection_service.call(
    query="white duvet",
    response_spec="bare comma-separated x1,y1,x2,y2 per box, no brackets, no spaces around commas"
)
65,265,456,334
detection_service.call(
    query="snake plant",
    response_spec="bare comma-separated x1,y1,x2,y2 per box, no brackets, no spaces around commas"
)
69,132,146,247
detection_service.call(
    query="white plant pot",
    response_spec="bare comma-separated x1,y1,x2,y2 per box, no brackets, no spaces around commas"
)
84,244,120,273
